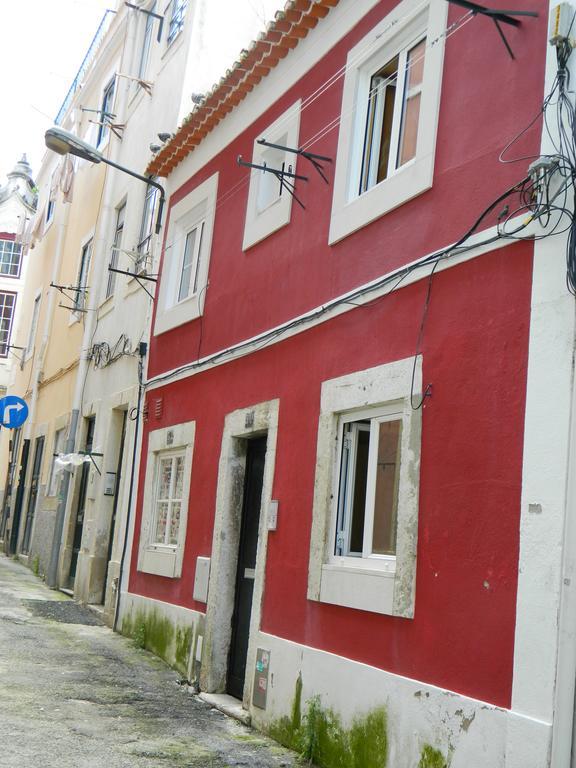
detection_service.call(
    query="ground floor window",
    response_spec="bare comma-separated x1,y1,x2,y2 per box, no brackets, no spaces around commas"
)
307,356,422,617
138,420,195,578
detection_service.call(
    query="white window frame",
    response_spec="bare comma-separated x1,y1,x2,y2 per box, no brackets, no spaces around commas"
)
166,0,187,46
154,172,218,336
136,182,158,273
45,170,57,228
0,291,16,358
242,100,301,251
329,0,447,244
138,1,157,80
307,356,422,617
47,427,66,497
25,291,41,361
151,450,185,546
105,201,126,300
0,239,22,278
138,420,195,577
332,406,402,562
72,237,93,317
97,76,117,148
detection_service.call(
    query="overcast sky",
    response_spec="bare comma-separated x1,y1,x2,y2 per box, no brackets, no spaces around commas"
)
0,0,278,183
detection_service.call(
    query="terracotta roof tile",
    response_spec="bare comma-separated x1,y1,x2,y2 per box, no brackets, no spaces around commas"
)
147,0,340,177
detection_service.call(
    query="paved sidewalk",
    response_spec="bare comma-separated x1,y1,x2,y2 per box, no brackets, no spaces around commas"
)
0,555,296,768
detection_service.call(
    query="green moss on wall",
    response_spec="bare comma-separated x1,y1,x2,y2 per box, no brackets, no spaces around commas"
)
121,608,192,676
175,625,192,676
269,679,388,768
418,745,447,768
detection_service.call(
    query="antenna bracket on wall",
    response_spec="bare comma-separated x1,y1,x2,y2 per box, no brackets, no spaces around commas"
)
446,0,538,59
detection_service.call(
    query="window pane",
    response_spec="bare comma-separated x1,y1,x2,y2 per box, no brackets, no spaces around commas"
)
106,204,125,298
178,228,196,302
138,2,156,79
349,427,370,553
158,457,172,500
398,39,425,167
257,142,286,213
173,455,184,499
372,420,402,555
169,502,181,545
359,56,398,193
0,240,21,277
0,291,15,357
155,502,169,543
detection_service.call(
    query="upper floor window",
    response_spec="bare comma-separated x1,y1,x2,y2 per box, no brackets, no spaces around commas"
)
74,239,93,313
154,172,218,336
138,1,157,79
329,0,447,244
177,220,204,303
243,101,301,251
0,240,22,278
359,38,425,195
136,182,158,272
97,77,116,147
0,291,16,358
46,170,58,226
26,293,41,359
106,203,125,299
166,0,187,46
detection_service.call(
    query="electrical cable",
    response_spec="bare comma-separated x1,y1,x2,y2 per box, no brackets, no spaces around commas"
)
161,9,474,262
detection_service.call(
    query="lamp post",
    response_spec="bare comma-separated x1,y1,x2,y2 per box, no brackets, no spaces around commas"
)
45,127,165,233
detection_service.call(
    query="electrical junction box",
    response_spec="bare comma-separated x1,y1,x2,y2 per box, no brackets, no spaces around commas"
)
267,500,279,531
550,3,576,46
193,557,210,603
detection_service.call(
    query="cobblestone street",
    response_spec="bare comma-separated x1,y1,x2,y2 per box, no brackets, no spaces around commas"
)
0,555,296,768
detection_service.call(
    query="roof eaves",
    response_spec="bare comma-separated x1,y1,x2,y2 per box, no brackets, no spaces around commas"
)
147,0,340,178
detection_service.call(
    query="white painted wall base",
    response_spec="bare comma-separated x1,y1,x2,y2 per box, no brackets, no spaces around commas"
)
119,591,205,678
249,632,552,768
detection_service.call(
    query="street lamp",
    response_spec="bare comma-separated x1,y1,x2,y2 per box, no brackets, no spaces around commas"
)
45,126,165,233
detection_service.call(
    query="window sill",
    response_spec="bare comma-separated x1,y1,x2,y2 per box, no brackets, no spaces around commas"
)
154,292,202,336
319,563,396,614
139,546,179,578
329,155,433,245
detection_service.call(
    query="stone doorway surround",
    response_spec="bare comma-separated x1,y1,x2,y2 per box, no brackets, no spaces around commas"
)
200,399,279,707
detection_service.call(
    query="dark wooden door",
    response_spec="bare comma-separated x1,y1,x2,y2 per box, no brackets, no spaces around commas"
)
69,416,95,582
227,437,266,700
21,435,44,554
102,411,127,603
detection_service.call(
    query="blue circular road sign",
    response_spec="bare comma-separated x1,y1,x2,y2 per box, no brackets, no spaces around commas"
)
0,396,29,429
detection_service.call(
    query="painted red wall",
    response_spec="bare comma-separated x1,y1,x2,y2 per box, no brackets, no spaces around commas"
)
130,0,544,709
147,0,545,380
130,241,532,708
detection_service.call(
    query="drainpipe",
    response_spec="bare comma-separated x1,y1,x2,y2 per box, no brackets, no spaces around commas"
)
46,10,137,589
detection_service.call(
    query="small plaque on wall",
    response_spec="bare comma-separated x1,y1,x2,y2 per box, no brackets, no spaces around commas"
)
252,648,271,709
103,471,116,496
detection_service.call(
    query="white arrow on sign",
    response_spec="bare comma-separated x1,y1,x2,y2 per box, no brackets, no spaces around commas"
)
3,402,24,422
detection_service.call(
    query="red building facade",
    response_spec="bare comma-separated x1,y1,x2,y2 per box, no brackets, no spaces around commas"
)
120,2,576,765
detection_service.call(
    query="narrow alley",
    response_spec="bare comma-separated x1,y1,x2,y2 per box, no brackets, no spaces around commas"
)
0,555,295,768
